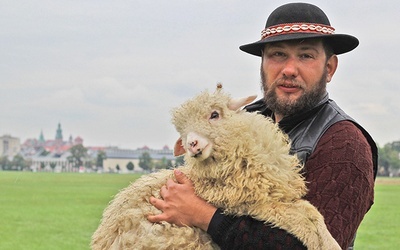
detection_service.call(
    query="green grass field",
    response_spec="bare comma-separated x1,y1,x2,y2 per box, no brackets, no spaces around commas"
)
0,172,399,250
355,177,400,249
0,172,140,250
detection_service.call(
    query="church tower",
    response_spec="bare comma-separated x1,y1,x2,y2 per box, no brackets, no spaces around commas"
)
55,123,63,142
38,130,45,146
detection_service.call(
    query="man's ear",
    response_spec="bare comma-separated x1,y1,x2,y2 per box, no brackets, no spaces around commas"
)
326,55,338,83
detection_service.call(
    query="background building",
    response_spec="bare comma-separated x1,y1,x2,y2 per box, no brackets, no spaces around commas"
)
3,123,177,173
103,145,175,173
0,134,21,158
21,123,87,172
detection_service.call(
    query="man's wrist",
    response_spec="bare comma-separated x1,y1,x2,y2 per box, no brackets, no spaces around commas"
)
195,203,217,231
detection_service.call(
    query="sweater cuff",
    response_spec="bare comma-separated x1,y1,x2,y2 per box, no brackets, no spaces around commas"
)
207,208,239,245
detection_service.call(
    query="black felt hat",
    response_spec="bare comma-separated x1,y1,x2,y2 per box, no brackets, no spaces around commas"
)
240,3,359,56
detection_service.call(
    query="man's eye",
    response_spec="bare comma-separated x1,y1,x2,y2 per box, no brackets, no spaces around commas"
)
273,52,285,57
300,54,313,59
210,111,220,120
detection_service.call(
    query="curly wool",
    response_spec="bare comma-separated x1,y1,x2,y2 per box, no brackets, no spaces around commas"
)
91,167,216,250
91,86,340,250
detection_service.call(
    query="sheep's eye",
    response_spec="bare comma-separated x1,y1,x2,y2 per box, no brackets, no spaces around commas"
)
210,111,220,120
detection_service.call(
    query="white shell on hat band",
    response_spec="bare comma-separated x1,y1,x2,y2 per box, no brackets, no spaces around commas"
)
261,23,335,39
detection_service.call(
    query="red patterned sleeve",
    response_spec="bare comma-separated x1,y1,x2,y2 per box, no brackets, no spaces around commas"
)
304,121,375,249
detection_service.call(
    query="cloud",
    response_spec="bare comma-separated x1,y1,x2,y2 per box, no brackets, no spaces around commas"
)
1,0,399,148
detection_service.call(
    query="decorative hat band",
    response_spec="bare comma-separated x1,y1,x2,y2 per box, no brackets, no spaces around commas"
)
261,23,335,39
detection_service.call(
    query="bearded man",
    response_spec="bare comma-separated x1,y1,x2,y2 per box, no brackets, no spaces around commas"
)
148,3,378,249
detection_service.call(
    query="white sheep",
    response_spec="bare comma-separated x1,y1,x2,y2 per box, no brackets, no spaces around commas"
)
91,84,340,250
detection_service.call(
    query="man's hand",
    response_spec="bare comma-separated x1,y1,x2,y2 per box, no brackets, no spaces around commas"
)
147,169,217,231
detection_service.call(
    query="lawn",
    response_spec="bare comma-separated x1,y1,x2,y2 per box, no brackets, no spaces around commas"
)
354,177,400,249
0,172,398,249
0,171,139,250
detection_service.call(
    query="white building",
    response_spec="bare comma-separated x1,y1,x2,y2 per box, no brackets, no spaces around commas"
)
103,146,175,173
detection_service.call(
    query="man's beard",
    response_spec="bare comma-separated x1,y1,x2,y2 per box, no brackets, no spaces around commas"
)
261,68,327,117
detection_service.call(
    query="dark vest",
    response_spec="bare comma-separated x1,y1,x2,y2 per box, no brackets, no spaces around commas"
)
245,94,378,178
245,95,378,249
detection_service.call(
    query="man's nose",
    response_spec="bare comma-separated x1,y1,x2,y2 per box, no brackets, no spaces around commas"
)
281,57,299,79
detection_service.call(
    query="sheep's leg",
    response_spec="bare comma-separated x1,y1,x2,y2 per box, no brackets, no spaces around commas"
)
251,200,341,250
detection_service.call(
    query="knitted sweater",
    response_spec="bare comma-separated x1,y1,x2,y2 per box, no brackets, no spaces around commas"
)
207,121,375,249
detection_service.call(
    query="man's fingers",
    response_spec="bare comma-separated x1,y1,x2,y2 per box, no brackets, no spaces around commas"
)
149,196,164,210
147,197,166,223
147,213,164,223
160,185,168,198
174,169,191,185
165,179,175,189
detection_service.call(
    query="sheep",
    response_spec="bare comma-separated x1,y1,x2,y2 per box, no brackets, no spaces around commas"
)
91,84,340,250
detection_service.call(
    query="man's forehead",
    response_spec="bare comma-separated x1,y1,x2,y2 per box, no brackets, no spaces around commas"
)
265,38,323,49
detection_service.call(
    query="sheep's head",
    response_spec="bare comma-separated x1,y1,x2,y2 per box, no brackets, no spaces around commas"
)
171,84,256,162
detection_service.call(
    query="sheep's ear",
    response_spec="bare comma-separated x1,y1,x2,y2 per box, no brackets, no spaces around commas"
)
173,138,186,156
228,95,257,111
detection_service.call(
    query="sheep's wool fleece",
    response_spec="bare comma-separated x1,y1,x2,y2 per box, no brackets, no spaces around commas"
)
91,168,216,250
91,87,340,250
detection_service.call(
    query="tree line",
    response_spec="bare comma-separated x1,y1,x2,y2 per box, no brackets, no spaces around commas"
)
2,142,400,176
378,141,400,176
0,144,184,172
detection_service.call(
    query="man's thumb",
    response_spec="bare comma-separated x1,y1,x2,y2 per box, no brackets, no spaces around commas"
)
174,169,189,184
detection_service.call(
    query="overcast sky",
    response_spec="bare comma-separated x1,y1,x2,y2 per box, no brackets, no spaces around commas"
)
1,0,399,149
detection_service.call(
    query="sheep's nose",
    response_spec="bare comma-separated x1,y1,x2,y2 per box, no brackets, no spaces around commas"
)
186,132,211,158
188,140,201,154
186,132,205,157
189,140,198,148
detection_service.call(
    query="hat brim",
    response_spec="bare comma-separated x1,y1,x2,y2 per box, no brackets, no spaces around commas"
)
239,33,359,56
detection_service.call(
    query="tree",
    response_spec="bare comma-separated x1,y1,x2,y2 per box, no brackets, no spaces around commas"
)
0,156,11,170
39,149,50,156
126,162,134,171
24,158,32,171
166,159,173,169
139,152,153,171
116,164,120,172
85,160,93,169
390,141,400,152
96,150,107,168
67,144,88,168
11,154,27,170
378,142,400,176
50,162,57,171
154,157,174,170
175,155,185,167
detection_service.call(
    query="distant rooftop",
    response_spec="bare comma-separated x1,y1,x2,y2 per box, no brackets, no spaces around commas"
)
105,146,175,160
